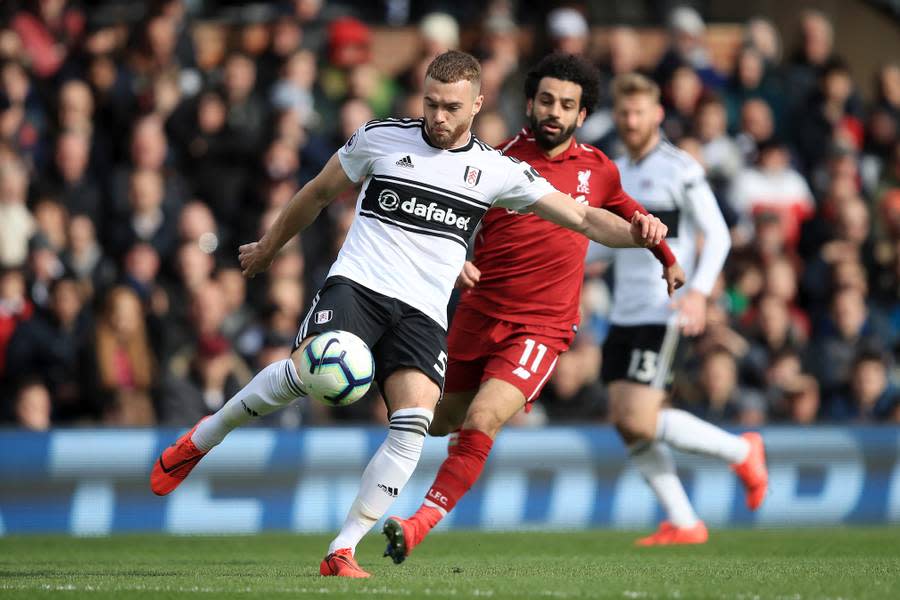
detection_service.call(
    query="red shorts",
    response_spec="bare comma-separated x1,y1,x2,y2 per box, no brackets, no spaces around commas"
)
445,303,575,404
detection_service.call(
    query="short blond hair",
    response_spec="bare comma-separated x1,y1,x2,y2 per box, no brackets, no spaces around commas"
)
612,72,661,104
426,50,481,87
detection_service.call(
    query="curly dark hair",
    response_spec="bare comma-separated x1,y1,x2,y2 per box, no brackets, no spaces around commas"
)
524,53,600,115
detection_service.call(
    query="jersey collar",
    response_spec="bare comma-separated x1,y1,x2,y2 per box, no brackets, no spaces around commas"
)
421,126,475,152
523,129,583,162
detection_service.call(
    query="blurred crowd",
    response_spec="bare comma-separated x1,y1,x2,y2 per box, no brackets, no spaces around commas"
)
0,0,898,430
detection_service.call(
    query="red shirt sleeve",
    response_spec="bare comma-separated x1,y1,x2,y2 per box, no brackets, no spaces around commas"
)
598,159,676,268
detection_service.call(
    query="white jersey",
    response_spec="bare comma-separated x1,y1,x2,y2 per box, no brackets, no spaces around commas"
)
606,140,731,325
332,118,556,329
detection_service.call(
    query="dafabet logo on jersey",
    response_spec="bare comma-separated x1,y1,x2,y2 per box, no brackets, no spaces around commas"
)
378,188,472,231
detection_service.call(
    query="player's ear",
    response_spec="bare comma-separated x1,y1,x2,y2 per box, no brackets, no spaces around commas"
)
472,94,484,116
525,98,533,118
576,105,587,128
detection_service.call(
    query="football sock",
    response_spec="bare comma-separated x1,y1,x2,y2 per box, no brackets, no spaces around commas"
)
328,407,433,554
191,358,306,452
630,440,699,528
413,428,494,532
656,408,750,465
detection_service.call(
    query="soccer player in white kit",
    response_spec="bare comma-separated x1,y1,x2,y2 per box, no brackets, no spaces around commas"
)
149,52,669,576
599,73,769,545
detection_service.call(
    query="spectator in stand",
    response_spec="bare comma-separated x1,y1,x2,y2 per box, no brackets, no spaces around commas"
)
728,137,815,249
221,52,267,152
794,58,864,175
785,10,838,110
742,293,808,388
696,96,743,194
812,286,884,395
109,114,187,222
270,49,318,129
90,286,157,425
546,8,589,57
5,275,93,422
31,196,68,256
735,98,775,163
256,15,304,92
724,45,785,137
826,349,899,421
0,158,35,269
1,59,47,165
684,347,766,425
62,213,116,297
743,17,782,69
9,377,52,430
109,168,179,260
662,65,704,142
25,232,65,309
12,0,85,80
39,129,103,226
654,6,721,89
0,267,33,378
158,333,250,426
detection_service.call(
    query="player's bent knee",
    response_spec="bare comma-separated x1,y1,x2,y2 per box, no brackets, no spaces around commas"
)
612,414,656,445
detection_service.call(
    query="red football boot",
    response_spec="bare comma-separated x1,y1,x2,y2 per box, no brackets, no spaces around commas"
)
635,520,709,546
319,548,371,578
731,432,768,511
150,418,209,496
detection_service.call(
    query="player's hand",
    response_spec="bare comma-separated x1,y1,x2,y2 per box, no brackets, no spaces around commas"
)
672,289,708,336
662,262,686,297
456,261,481,289
238,241,275,278
630,213,667,248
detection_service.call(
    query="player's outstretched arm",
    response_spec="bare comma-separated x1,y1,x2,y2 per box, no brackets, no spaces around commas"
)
239,154,354,278
529,191,667,248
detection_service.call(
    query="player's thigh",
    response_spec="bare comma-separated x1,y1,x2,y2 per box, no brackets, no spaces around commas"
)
372,307,447,413
381,368,441,413
462,378,527,439
290,277,389,373
607,381,666,440
482,328,567,409
602,323,678,441
430,390,477,436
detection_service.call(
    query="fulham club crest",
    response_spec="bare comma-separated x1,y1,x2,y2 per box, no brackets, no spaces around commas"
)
464,166,482,187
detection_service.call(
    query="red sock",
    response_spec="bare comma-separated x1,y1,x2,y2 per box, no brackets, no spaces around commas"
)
412,429,494,531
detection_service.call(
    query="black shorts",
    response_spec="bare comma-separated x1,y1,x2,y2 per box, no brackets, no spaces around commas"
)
601,323,680,389
293,276,448,394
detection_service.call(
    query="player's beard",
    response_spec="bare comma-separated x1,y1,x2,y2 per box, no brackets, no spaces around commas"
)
621,125,656,155
530,114,577,151
425,118,471,149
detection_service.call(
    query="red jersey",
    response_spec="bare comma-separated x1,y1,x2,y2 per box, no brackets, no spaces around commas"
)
459,129,675,333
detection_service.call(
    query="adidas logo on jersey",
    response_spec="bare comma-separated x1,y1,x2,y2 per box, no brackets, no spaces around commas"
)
395,155,414,168
400,198,472,231
378,483,399,497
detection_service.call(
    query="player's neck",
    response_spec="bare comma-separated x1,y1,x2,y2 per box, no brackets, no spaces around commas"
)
542,136,574,159
627,133,661,163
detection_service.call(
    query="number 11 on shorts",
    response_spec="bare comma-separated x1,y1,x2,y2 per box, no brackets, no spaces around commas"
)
513,338,546,380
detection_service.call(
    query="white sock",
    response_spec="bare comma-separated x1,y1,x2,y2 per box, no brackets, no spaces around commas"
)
191,359,306,451
656,408,749,464
328,407,433,554
630,440,698,528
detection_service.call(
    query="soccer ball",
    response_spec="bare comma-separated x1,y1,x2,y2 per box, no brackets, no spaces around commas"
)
298,330,375,406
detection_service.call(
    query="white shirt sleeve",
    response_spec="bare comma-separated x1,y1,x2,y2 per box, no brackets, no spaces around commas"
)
337,125,377,183
493,157,557,212
684,164,731,296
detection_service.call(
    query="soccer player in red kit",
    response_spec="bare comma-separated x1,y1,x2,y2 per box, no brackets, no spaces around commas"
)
382,54,686,563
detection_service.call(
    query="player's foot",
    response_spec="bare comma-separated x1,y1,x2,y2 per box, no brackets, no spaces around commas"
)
319,548,371,578
150,418,209,496
382,517,423,564
732,432,768,511
635,520,709,546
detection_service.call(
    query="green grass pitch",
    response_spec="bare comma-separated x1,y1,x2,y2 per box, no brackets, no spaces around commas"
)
1,528,899,599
